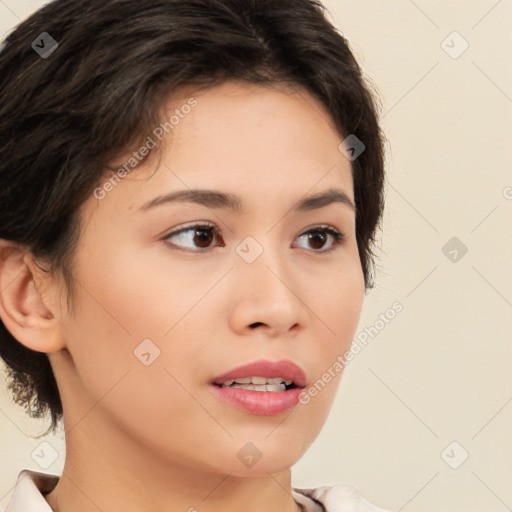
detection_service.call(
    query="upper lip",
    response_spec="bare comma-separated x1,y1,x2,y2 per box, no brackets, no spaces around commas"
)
212,359,307,388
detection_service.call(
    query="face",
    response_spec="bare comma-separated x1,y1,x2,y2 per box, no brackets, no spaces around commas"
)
51,79,365,476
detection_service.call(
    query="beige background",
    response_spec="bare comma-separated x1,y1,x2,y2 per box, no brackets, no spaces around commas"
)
1,1,511,511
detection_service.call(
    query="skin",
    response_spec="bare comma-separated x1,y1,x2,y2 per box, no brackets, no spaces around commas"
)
0,79,365,512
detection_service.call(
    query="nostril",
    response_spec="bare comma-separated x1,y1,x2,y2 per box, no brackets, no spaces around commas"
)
249,322,264,328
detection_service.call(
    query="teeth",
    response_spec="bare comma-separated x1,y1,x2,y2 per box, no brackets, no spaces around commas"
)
234,377,251,384
226,383,286,392
266,377,286,384
265,384,285,392
218,376,297,391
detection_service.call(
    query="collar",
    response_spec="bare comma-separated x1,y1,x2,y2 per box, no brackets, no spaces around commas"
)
6,469,389,512
5,470,327,512
5,469,57,512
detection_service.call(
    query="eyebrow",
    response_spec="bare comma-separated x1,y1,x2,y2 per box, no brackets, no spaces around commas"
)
139,187,356,214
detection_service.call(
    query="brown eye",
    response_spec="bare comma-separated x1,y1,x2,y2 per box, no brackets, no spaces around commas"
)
306,231,328,250
191,227,215,248
163,223,223,251
293,226,345,253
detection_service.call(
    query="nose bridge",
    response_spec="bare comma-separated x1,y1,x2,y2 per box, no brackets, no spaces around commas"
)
234,232,302,310
226,222,314,337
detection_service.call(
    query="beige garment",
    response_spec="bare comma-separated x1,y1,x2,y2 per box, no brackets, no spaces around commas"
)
5,468,392,512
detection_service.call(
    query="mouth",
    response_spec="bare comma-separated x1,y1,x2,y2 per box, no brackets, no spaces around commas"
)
209,359,307,416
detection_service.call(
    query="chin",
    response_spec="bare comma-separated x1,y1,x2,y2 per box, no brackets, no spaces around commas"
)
225,460,295,478
209,445,302,477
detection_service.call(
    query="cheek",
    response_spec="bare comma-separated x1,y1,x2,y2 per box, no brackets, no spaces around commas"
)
313,258,365,350
60,269,209,454
68,239,193,342
60,240,215,412
288,258,364,418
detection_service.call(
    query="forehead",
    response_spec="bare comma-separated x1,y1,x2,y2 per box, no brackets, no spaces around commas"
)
166,79,344,156
82,79,354,224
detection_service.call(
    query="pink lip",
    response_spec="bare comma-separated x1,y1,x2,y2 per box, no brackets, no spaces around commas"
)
210,359,307,416
211,359,307,387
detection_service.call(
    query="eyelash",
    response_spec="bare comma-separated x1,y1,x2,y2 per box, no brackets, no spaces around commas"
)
161,222,345,254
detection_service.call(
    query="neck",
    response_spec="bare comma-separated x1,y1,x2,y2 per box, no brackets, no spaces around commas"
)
44,412,304,512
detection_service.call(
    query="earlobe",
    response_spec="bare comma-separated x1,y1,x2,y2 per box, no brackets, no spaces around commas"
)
0,240,65,353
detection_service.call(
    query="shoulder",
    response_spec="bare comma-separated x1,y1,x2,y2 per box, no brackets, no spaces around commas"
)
293,482,394,512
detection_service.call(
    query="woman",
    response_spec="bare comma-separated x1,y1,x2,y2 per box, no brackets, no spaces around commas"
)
0,0,389,510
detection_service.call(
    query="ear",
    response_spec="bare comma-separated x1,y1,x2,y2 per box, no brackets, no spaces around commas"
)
0,239,66,353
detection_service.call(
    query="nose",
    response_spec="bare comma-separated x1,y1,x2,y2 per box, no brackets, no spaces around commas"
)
228,239,309,337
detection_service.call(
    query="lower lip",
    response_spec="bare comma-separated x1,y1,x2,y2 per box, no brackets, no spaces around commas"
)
210,385,305,416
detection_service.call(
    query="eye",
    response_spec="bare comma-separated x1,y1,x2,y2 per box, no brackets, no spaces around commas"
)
161,223,345,253
162,222,223,252
293,225,345,253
